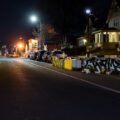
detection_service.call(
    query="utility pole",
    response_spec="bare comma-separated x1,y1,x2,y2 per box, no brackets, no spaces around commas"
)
62,0,68,48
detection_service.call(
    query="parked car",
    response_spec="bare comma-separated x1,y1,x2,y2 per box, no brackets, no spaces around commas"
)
42,51,50,62
53,51,68,58
47,51,67,63
47,52,53,63
29,52,38,60
36,50,47,61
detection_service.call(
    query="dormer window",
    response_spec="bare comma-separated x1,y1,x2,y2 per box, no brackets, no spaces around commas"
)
113,18,119,27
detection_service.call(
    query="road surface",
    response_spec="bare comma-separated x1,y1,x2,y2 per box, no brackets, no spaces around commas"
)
0,57,120,120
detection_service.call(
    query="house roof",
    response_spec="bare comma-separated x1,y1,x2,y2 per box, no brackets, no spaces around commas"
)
107,0,120,23
92,0,120,34
93,0,120,29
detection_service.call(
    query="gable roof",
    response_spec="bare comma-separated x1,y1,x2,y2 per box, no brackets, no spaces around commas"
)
92,0,120,30
107,0,120,23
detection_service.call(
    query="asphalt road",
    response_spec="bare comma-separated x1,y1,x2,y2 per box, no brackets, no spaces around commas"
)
0,57,120,120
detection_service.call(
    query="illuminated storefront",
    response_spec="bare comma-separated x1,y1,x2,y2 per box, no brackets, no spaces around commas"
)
28,39,38,52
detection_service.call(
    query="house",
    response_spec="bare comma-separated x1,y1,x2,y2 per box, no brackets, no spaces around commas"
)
93,0,120,48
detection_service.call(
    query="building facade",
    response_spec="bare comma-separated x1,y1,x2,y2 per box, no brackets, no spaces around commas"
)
28,39,38,52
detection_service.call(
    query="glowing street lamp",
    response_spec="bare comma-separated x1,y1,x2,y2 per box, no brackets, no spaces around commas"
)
18,44,23,48
17,43,24,56
30,15,38,23
85,9,91,15
83,39,87,45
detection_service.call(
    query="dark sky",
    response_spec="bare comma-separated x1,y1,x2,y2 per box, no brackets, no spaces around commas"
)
0,0,114,44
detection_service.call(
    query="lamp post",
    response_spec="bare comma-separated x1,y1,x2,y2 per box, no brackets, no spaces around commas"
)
30,15,38,23
85,9,92,57
85,8,91,33
30,15,41,50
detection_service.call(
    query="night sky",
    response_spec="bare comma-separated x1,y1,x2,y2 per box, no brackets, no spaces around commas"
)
0,0,115,45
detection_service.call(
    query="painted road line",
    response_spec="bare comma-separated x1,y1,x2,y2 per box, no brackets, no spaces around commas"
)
29,62,120,94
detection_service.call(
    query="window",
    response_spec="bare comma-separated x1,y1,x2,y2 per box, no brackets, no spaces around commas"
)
97,34,99,43
109,34,111,40
100,34,103,43
113,18,120,27
103,34,109,43
118,34,120,42
95,34,97,43
112,35,115,42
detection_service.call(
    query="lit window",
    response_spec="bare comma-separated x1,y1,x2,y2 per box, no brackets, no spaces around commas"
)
112,35,115,42
109,34,111,41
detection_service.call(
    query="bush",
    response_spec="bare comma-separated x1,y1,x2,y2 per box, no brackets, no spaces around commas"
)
103,43,118,50
90,47,101,53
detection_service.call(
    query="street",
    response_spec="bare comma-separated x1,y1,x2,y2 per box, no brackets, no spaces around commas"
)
0,57,120,120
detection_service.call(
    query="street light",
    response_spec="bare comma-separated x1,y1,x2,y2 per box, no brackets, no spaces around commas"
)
17,43,24,56
85,8,92,57
30,15,38,23
29,14,42,50
18,44,23,48
85,9,91,15
85,8,92,33
83,39,87,45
